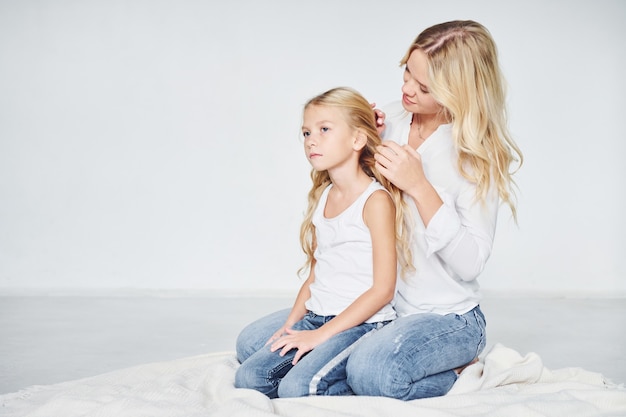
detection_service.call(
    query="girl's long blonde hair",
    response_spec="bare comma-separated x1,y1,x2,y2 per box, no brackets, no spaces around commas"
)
401,20,523,219
299,87,414,278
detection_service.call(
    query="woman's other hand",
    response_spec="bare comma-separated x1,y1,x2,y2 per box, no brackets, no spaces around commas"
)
370,102,386,135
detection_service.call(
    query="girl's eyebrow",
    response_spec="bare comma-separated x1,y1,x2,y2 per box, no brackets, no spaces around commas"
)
302,120,334,130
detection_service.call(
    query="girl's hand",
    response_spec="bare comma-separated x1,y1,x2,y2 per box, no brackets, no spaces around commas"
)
265,325,290,346
374,141,426,194
269,327,328,365
370,102,386,135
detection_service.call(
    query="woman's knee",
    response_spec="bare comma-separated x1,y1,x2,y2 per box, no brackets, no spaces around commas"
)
347,358,407,398
346,340,395,397
346,323,422,399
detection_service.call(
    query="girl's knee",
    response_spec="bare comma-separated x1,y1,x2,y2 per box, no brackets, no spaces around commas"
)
235,362,280,398
234,362,255,389
235,332,257,364
276,377,308,398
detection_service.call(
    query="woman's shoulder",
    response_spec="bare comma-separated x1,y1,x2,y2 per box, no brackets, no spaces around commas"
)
380,101,410,142
381,101,408,120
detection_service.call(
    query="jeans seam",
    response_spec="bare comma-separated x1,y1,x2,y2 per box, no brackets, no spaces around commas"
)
472,308,486,357
269,357,296,388
308,322,379,396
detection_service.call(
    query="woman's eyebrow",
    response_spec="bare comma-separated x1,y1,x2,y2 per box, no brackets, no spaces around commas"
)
405,65,427,87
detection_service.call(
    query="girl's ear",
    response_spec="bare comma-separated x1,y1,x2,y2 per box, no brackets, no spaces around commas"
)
353,129,367,151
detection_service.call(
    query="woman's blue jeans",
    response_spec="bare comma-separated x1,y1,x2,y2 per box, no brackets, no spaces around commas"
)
234,311,385,398
236,306,486,400
347,305,486,400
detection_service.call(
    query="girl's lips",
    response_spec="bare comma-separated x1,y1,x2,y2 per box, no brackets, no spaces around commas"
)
309,153,321,158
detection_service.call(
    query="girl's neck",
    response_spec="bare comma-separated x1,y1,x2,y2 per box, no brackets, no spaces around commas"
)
324,168,372,219
328,167,371,196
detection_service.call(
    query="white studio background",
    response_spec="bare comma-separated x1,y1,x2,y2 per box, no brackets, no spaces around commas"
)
0,0,624,297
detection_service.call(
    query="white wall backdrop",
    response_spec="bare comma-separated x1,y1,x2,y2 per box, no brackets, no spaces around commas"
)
1,0,624,296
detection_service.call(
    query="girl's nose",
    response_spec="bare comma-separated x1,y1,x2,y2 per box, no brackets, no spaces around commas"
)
305,136,316,147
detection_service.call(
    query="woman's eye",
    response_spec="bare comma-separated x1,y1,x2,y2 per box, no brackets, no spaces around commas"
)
321,127,329,133
302,131,310,137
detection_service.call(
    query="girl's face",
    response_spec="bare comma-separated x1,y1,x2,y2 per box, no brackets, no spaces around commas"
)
301,105,362,172
401,49,444,116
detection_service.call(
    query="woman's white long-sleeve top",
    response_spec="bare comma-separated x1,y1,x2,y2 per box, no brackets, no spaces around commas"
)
382,101,500,316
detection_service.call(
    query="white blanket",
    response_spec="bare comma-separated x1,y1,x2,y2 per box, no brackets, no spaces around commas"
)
1,344,625,417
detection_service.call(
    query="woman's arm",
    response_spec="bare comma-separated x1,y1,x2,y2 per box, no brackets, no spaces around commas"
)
374,140,497,281
271,190,397,364
423,183,498,281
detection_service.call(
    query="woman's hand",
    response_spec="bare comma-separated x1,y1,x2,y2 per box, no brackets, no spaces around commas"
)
269,327,328,365
370,102,386,135
374,140,426,194
375,140,444,226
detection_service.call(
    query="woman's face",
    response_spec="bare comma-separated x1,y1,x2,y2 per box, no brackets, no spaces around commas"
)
401,49,443,116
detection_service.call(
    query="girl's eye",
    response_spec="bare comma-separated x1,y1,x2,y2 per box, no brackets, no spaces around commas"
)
302,131,310,137
321,127,329,133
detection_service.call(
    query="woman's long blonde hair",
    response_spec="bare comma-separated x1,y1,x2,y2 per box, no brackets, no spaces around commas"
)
401,20,523,219
299,87,414,278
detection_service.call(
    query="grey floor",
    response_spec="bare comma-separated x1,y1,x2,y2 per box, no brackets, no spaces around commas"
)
1,295,625,395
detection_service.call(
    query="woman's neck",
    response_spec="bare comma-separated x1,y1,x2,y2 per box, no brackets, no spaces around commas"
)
409,112,448,148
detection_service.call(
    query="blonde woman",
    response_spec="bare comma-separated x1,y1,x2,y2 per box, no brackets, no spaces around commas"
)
346,20,523,400
235,87,412,398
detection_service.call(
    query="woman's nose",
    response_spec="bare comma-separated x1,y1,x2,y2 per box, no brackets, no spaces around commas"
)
401,81,413,96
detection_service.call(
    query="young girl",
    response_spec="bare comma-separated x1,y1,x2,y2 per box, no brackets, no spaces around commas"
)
234,87,412,398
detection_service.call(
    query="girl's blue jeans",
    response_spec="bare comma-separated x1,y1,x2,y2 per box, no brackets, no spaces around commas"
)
234,311,386,398
236,305,486,400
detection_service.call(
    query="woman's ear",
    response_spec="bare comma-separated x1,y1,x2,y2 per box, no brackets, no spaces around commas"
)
353,129,368,151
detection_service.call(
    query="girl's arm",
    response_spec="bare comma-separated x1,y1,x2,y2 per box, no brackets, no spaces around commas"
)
271,190,397,364
265,265,315,345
